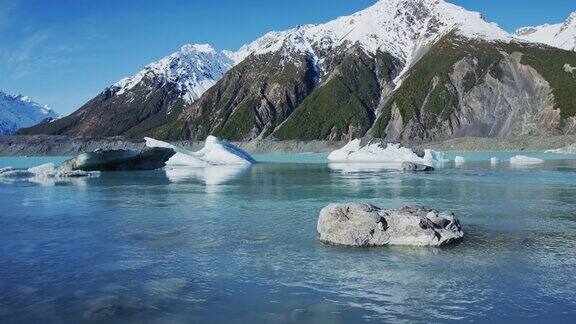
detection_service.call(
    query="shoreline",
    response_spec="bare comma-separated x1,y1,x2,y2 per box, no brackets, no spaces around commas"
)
1,135,575,157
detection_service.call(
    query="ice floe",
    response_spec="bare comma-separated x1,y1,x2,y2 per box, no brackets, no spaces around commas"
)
510,155,544,164
0,163,100,185
328,139,447,168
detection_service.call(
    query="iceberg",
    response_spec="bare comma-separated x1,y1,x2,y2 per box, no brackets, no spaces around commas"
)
490,157,500,164
423,149,448,166
145,136,256,166
510,155,544,164
145,138,207,167
327,139,420,163
195,136,256,165
328,138,446,167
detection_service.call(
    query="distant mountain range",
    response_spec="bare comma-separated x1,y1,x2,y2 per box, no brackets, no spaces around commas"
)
515,12,576,51
0,90,59,135
19,0,576,143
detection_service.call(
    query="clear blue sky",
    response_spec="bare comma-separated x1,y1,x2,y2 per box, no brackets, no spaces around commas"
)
0,0,574,115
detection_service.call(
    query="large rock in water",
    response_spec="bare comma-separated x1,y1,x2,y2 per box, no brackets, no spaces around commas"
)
317,203,464,247
59,147,175,171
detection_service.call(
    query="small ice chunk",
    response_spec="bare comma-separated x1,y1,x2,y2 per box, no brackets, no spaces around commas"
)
423,149,448,166
27,163,100,178
490,157,500,164
454,156,465,165
510,155,544,164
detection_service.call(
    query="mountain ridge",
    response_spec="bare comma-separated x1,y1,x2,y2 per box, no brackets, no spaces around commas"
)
0,90,59,135
515,11,576,51
18,0,576,143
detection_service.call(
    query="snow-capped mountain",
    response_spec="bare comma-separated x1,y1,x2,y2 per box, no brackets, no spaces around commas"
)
18,44,236,137
110,0,513,103
0,91,59,135
235,0,511,76
20,0,576,142
515,12,576,51
112,44,235,104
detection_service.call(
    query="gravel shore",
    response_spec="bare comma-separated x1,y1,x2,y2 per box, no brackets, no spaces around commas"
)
1,135,575,156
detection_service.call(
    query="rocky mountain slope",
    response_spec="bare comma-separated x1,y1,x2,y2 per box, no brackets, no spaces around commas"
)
19,44,234,137
371,34,576,141
516,12,576,51
19,0,576,143
0,90,59,135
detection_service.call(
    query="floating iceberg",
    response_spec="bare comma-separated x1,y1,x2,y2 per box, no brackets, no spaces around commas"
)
145,138,207,167
328,139,446,167
328,139,422,163
195,136,256,165
510,155,544,164
145,136,256,166
423,149,448,166
490,157,500,164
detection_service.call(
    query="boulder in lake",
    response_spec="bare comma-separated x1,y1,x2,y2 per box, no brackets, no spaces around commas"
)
317,203,463,247
59,147,176,172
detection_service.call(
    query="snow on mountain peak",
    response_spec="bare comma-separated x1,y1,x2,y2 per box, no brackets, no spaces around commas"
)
181,44,216,54
0,90,59,135
515,11,576,51
112,43,234,103
236,0,510,69
105,0,517,107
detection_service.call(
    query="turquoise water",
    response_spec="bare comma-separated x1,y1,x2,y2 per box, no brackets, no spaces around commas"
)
1,153,576,323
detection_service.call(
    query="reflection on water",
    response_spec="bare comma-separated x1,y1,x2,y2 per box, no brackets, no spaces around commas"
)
164,165,251,185
1,155,576,323
328,162,404,173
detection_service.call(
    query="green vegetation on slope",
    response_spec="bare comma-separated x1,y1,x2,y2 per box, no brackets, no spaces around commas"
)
273,77,374,140
274,50,398,140
372,34,505,138
519,45,576,120
214,99,258,140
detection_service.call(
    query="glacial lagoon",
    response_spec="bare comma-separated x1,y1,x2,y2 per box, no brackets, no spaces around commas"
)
1,153,576,323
